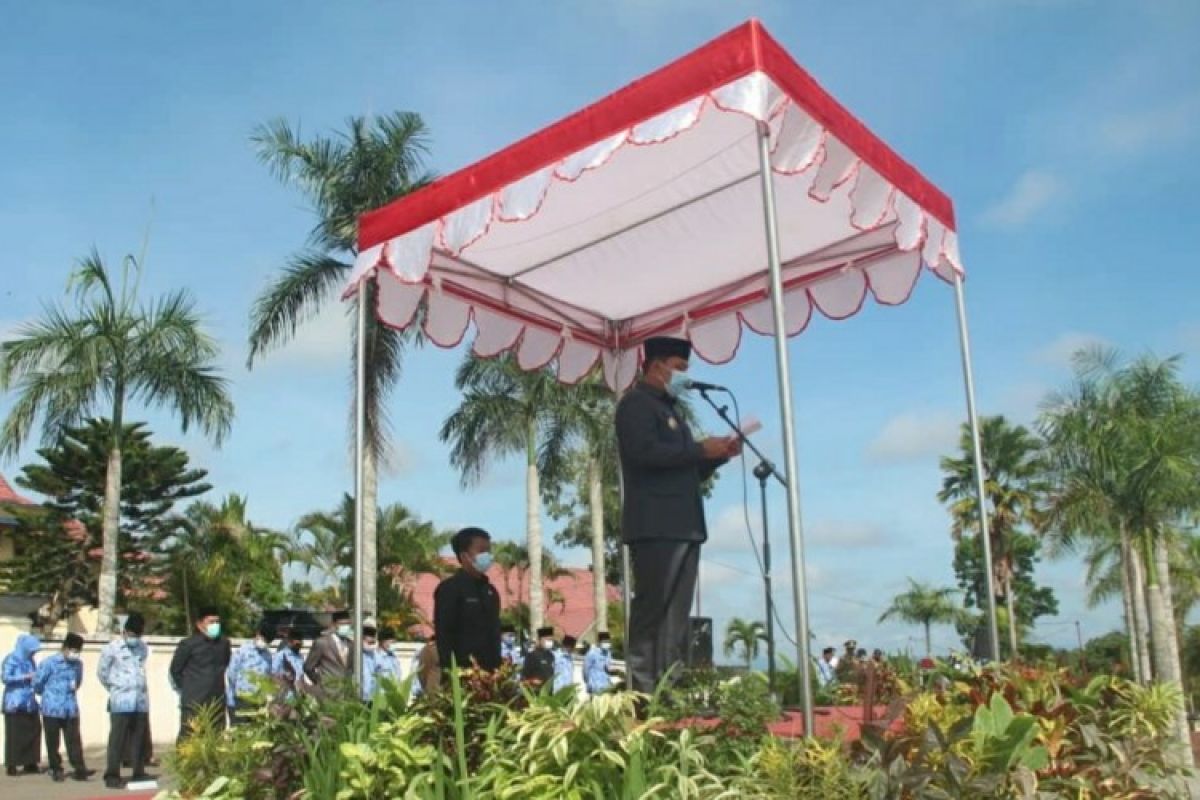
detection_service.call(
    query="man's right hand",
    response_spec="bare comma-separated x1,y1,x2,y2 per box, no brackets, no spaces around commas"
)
700,437,731,459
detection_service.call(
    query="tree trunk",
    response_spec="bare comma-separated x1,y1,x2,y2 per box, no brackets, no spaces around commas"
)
1153,536,1194,765
587,457,608,634
526,423,545,633
1118,529,1142,683
97,441,123,636
362,448,378,620
1129,543,1153,681
181,569,192,630
924,622,932,658
1006,573,1020,661
1142,535,1194,765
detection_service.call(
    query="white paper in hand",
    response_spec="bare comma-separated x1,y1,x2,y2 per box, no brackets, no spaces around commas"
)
738,416,762,437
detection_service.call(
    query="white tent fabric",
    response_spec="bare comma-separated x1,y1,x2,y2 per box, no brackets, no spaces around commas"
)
344,24,961,391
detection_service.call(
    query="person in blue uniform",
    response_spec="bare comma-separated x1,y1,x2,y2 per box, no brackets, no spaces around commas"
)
3,633,43,776
500,624,522,669
270,628,307,701
553,635,577,693
98,613,150,789
584,632,618,695
225,622,274,723
359,626,382,703
375,628,401,685
34,633,93,782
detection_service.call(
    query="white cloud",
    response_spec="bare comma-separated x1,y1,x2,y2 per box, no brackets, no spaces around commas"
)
227,302,352,374
807,519,886,549
1032,331,1110,368
866,410,960,465
980,169,1065,229
1095,93,1200,156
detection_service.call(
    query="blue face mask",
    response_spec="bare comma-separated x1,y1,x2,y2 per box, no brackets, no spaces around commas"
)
205,622,221,639
666,370,690,397
473,552,494,572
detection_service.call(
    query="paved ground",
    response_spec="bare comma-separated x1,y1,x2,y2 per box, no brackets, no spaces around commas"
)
2,745,166,800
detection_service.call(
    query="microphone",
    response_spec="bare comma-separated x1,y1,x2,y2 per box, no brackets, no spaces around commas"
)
685,379,728,393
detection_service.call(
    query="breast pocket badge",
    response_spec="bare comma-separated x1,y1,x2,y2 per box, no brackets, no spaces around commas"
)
667,417,679,431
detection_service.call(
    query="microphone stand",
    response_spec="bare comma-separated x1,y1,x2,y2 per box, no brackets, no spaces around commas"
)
696,387,784,696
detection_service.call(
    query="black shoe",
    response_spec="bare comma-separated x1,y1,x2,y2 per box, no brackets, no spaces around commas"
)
5,766,16,777
129,772,158,782
104,776,124,789
72,769,95,781
50,769,65,783
23,765,40,775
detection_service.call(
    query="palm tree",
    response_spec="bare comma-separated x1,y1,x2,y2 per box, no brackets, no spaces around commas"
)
247,113,433,619
939,416,1045,659
877,579,963,657
540,374,618,634
0,252,234,634
291,495,355,605
161,494,290,632
723,617,767,671
439,354,577,632
1039,348,1200,761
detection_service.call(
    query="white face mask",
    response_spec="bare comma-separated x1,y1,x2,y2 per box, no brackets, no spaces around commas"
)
254,637,268,649
600,642,612,651
502,634,515,645
336,624,353,639
65,651,81,661
541,639,556,650
363,642,377,652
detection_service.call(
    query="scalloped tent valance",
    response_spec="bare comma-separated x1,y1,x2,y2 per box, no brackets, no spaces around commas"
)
343,20,962,391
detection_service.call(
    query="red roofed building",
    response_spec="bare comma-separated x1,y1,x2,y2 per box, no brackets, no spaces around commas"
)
0,472,36,561
403,557,620,639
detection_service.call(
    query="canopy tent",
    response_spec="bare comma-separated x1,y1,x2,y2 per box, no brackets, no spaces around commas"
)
343,19,998,731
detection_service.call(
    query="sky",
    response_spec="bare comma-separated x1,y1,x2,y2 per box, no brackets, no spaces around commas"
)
2,1,1199,659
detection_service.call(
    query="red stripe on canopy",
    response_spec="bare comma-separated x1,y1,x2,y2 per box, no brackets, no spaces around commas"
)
358,20,954,251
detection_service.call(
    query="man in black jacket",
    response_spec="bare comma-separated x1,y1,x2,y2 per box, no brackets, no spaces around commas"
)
615,336,739,693
521,627,557,687
433,528,501,672
169,607,231,743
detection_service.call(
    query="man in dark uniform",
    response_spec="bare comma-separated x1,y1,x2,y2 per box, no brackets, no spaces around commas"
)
521,626,557,687
169,607,231,743
615,336,739,694
433,528,502,672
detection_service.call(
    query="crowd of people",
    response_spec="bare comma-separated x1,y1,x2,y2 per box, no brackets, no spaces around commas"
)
1,527,623,789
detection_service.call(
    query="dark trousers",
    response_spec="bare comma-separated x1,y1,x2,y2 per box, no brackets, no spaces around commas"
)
43,716,85,773
122,713,152,766
4,711,41,767
627,540,700,694
105,712,146,779
178,700,225,744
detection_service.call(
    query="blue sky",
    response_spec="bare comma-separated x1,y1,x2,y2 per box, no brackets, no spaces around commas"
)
3,1,1199,658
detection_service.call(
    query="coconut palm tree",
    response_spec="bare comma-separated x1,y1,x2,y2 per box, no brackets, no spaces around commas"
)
723,617,767,671
539,374,618,633
439,354,577,632
0,252,234,634
877,579,964,657
939,416,1045,659
1039,347,1200,762
247,112,433,618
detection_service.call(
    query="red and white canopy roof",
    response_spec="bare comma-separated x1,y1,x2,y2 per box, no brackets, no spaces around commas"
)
345,20,962,390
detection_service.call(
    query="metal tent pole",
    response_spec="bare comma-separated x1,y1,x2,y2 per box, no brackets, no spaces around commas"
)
352,282,369,692
755,121,814,736
951,272,1001,662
